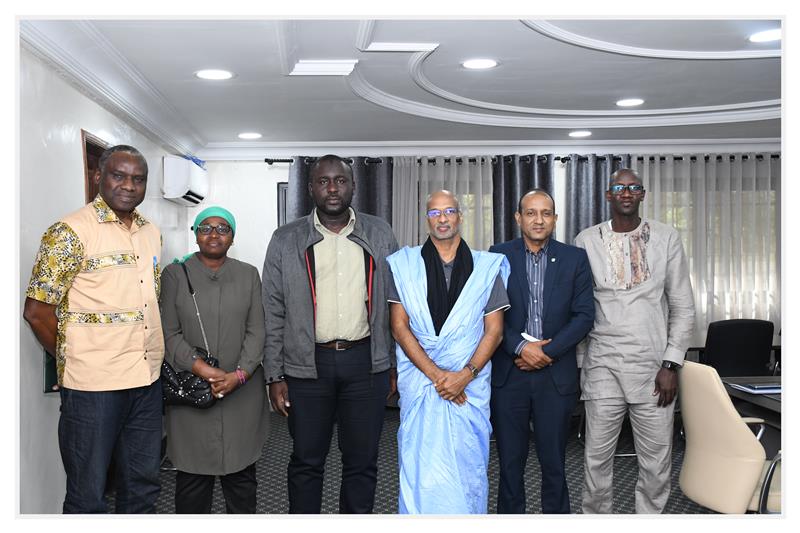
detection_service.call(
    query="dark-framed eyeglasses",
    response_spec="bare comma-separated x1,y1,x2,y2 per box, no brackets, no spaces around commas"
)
609,184,645,195
196,223,232,235
426,207,459,218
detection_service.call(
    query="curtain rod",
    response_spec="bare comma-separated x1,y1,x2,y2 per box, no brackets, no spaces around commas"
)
557,154,780,162
265,156,537,166
267,154,780,166
265,157,386,165
633,154,780,162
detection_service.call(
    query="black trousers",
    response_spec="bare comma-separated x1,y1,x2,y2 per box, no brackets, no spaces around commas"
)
491,367,577,514
174,463,257,514
286,343,390,514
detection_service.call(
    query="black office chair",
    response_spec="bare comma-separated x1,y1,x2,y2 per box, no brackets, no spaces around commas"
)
698,319,774,377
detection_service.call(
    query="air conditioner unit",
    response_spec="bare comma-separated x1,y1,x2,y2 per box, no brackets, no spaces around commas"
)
162,155,209,206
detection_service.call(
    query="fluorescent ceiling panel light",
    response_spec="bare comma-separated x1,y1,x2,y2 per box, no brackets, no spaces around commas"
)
616,98,644,107
568,130,592,138
749,29,781,43
462,58,498,70
238,132,262,140
290,60,359,76
195,69,234,80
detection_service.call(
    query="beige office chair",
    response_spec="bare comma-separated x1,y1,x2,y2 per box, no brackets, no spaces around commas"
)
678,361,781,513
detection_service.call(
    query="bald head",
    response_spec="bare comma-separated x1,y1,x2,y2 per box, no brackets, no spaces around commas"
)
609,168,641,187
426,190,460,211
518,189,555,214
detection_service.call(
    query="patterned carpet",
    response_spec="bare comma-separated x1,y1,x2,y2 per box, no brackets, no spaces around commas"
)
147,407,711,514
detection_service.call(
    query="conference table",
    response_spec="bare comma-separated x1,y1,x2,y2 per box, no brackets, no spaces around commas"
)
721,375,781,456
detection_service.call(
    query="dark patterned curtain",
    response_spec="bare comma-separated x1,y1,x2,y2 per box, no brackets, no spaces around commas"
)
287,156,394,224
492,154,557,244
286,155,311,223
564,153,632,243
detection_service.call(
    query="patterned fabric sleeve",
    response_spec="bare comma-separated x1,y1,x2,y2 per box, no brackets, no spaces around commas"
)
154,233,163,299
25,222,84,305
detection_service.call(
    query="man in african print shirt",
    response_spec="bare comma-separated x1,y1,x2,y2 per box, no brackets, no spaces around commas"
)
23,145,164,513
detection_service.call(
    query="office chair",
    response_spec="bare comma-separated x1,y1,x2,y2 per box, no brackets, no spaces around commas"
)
678,362,781,513
698,319,774,377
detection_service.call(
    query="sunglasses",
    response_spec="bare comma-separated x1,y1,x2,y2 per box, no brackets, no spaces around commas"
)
426,207,459,218
196,223,232,235
609,184,645,195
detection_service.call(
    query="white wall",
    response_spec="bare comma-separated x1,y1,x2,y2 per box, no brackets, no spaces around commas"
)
185,162,288,274
19,48,189,513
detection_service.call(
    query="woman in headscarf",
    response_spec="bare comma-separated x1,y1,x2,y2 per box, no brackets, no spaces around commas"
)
160,206,268,513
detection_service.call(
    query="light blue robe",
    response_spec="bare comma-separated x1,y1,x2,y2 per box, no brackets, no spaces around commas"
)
387,245,510,514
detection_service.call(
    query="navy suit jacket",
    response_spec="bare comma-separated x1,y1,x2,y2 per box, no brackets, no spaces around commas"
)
488,238,595,393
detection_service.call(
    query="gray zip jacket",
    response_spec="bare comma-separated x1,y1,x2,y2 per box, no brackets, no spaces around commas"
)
262,210,399,382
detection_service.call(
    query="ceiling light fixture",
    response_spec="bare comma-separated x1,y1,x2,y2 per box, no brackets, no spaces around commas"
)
748,29,781,43
616,98,644,107
195,69,234,80
238,132,262,140
462,58,498,70
569,130,592,138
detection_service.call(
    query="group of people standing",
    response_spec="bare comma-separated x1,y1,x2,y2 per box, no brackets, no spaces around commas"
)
23,146,694,515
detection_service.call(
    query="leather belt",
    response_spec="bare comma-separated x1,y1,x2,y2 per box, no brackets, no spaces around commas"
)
316,336,370,351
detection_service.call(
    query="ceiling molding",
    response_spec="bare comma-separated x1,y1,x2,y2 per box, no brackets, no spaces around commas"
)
521,20,782,60
409,50,780,116
198,138,781,160
356,20,438,52
75,21,205,146
20,20,203,155
348,69,780,129
355,20,376,51
290,59,358,76
275,20,298,76
365,42,439,52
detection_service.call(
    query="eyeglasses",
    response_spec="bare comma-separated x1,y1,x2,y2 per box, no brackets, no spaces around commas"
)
609,184,645,195
196,223,232,235
426,207,459,218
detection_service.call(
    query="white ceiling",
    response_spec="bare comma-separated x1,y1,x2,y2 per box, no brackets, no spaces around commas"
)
19,19,781,158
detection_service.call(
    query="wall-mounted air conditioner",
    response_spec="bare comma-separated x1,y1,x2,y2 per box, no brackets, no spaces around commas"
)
162,155,209,206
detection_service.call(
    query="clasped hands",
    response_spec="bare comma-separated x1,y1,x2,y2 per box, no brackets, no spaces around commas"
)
207,368,242,398
514,339,553,371
193,359,241,399
431,367,472,406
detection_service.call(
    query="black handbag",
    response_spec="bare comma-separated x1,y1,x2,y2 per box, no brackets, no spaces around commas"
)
161,262,220,409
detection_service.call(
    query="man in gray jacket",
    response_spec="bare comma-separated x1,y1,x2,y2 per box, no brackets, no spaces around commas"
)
262,154,399,514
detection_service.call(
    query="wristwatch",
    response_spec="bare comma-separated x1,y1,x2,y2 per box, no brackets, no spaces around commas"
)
661,360,681,371
465,362,480,378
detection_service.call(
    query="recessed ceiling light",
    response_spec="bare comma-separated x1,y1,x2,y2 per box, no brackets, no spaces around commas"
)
462,58,498,70
569,130,592,138
238,132,262,140
195,69,234,80
749,29,781,43
616,98,644,107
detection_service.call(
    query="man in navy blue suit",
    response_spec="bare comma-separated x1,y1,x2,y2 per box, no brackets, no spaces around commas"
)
489,189,595,514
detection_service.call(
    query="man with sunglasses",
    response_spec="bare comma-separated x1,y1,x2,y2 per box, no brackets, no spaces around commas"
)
574,168,695,514
386,190,509,513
